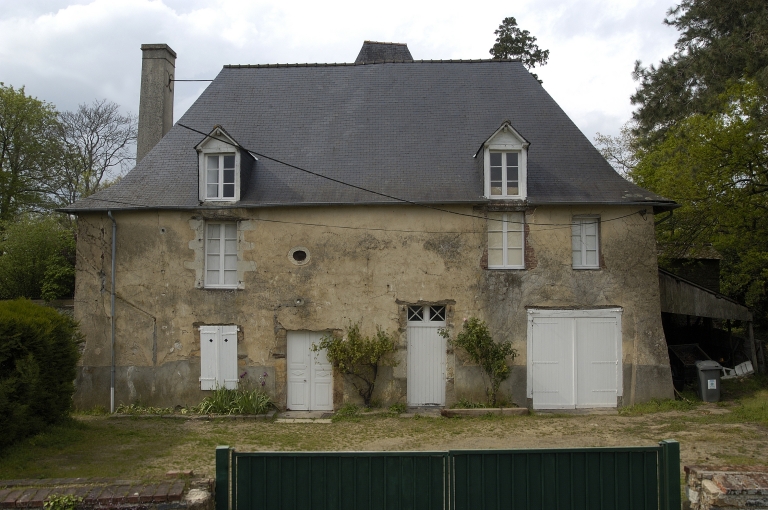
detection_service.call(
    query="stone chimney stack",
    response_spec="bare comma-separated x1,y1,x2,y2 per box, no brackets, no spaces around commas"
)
137,44,176,163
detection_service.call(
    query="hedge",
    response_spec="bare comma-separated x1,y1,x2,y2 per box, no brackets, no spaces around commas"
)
0,299,82,452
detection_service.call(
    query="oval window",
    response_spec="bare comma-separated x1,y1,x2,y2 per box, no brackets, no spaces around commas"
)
288,247,310,266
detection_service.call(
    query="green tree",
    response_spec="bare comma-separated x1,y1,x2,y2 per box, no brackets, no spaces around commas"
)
441,317,517,406
311,323,398,407
0,84,63,221
631,0,768,145
628,1,768,326
489,17,550,83
632,81,768,324
0,215,76,301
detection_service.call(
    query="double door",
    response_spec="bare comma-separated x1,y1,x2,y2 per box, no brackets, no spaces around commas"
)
287,331,333,411
528,309,622,409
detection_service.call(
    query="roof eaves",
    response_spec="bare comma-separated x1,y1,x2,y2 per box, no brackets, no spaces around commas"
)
59,198,490,214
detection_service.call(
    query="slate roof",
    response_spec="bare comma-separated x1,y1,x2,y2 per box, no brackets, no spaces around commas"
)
65,58,675,213
355,41,413,63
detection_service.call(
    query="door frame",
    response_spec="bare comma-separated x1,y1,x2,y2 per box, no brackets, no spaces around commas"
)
526,308,623,409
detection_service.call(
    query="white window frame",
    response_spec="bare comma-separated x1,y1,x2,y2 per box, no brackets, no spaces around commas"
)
488,151,522,198
196,127,241,202
204,153,237,200
572,216,600,269
487,212,525,269
205,221,239,288
482,123,528,200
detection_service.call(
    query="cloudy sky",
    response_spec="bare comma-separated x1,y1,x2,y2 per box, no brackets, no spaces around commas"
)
1,0,680,143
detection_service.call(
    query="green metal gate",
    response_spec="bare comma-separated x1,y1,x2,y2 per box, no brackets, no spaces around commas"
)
216,440,680,510
450,441,681,510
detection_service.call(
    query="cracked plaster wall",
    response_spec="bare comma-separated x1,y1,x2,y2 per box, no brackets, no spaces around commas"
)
73,205,673,409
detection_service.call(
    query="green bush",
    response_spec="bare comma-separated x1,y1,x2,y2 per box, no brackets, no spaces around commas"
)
441,318,517,407
0,299,82,452
0,217,76,301
312,323,398,407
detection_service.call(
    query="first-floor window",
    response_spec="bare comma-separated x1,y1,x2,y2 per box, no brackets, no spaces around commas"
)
199,325,238,390
205,222,238,288
572,216,599,269
488,212,524,269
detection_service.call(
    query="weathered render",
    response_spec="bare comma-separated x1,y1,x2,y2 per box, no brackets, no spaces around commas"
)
67,42,676,410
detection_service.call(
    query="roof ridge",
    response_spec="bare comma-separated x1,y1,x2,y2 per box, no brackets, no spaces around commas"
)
363,40,408,46
224,59,520,68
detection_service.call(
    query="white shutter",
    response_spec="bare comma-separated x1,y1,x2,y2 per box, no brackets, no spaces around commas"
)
200,326,219,390
220,326,239,389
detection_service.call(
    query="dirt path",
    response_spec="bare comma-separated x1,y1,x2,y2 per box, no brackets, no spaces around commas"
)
134,405,768,479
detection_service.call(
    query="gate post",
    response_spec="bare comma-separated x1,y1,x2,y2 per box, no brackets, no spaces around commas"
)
659,440,681,510
215,446,231,510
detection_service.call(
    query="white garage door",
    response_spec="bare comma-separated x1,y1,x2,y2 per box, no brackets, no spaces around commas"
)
527,309,622,409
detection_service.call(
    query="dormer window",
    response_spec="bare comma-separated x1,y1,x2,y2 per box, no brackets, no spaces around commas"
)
196,126,250,203
206,154,236,199
479,121,528,200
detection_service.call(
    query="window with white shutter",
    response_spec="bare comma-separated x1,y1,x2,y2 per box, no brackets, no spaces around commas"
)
199,325,238,390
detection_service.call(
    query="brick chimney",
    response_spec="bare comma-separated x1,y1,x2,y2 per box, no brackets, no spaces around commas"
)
137,44,176,163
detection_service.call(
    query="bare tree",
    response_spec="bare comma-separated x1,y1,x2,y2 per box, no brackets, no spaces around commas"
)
57,100,137,205
593,121,639,179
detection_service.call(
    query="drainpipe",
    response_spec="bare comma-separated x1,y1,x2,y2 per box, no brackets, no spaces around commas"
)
108,211,117,413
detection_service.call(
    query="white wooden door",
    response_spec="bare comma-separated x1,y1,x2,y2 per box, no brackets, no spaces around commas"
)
407,305,447,406
575,317,620,408
529,317,574,408
287,331,333,411
527,309,622,410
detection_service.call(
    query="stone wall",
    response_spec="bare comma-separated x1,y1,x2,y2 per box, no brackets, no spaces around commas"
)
72,204,672,409
685,465,768,509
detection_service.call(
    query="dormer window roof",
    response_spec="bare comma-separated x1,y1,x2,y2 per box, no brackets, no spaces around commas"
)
478,121,529,200
196,126,245,203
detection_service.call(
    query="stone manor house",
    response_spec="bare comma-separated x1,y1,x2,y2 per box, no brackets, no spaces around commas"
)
65,41,677,411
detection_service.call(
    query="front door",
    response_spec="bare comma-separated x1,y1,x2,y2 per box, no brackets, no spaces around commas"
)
407,305,447,406
287,331,333,411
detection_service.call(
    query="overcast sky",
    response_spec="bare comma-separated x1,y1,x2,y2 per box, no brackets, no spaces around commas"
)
1,0,680,144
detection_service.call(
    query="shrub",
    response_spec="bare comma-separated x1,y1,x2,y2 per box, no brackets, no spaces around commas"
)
441,318,517,406
0,299,82,452
312,323,398,407
194,386,273,415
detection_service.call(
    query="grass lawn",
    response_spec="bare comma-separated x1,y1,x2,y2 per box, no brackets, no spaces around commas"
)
1,376,766,481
